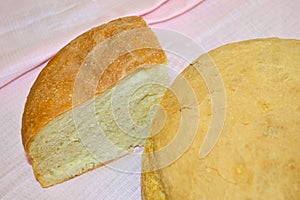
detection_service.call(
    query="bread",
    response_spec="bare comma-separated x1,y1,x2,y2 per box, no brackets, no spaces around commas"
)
21,16,168,187
142,38,300,199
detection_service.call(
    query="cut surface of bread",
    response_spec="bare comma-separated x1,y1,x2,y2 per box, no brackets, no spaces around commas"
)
142,38,300,200
21,16,168,187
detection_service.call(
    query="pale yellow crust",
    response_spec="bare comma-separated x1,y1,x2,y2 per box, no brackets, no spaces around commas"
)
142,139,168,200
142,38,300,199
21,16,167,152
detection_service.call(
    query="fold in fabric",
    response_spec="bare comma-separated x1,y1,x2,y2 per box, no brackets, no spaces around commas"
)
143,0,204,24
0,0,204,88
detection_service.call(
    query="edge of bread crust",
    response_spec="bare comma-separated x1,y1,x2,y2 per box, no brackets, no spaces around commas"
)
142,138,167,200
21,16,167,153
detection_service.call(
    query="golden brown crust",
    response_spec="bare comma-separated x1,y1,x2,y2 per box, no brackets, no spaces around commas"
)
22,16,167,152
142,38,300,199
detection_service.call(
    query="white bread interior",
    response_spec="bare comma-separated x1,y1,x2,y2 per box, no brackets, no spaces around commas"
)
29,65,168,187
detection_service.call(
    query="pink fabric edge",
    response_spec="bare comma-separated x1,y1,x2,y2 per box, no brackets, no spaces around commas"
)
140,0,169,17
0,58,50,90
147,0,205,25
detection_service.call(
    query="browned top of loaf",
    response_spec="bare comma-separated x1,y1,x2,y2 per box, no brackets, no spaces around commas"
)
21,16,167,151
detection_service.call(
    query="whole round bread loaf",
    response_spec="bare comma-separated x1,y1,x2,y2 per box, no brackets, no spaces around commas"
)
142,38,300,199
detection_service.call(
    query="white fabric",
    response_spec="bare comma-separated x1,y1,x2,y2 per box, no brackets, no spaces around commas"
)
1,0,300,199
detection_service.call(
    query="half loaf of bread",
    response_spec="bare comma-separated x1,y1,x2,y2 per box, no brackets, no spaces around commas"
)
21,16,168,187
142,38,300,199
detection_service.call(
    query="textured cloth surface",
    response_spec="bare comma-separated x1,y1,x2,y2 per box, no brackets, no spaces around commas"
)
0,0,299,199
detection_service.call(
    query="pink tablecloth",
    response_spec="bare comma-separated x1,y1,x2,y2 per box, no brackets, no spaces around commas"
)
0,0,299,199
